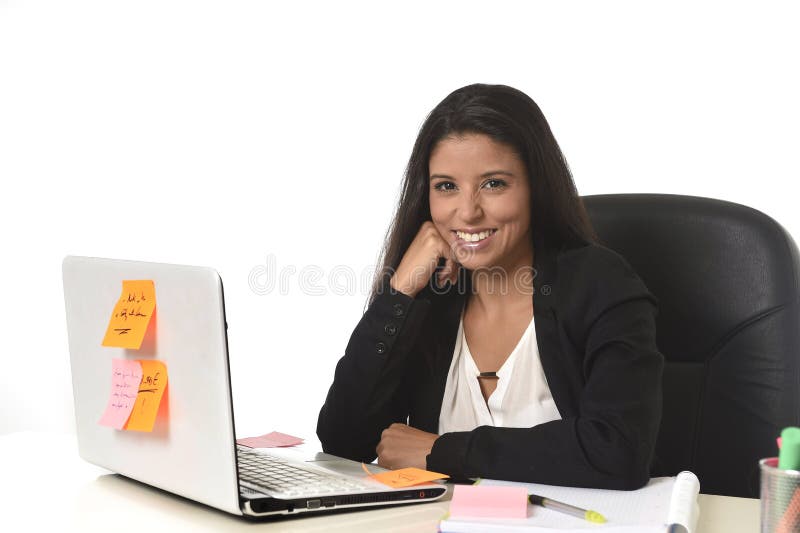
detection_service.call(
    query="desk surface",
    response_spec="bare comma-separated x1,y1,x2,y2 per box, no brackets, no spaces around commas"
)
0,432,760,532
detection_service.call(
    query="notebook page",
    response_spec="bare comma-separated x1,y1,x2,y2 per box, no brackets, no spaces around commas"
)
441,476,676,530
438,524,664,533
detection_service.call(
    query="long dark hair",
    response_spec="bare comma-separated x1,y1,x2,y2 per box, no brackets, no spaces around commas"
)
369,83,596,305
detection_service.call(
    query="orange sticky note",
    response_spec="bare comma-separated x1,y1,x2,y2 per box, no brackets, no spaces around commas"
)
367,467,448,488
124,359,168,432
102,280,156,349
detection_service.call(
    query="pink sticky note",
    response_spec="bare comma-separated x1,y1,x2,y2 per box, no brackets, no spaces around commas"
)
237,431,304,448
99,359,143,429
450,485,529,519
779,436,783,449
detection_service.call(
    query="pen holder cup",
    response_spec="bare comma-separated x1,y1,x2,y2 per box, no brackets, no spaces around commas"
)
760,457,800,532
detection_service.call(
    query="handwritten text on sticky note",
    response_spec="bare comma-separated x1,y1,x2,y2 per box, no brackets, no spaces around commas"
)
367,467,448,489
98,359,143,429
124,359,168,432
102,280,156,349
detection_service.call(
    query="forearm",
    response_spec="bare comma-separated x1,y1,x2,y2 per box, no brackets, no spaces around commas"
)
317,288,431,461
428,415,656,490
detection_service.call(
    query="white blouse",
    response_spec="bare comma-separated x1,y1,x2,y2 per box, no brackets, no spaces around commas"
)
438,307,562,434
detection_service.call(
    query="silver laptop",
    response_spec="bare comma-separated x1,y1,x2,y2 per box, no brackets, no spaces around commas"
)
62,256,446,517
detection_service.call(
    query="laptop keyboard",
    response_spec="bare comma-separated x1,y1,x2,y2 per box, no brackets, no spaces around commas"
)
237,446,373,497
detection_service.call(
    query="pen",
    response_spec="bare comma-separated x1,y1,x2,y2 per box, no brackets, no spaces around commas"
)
528,494,607,524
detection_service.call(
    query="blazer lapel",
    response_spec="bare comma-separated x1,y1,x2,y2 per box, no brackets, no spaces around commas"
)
533,241,580,419
411,275,467,433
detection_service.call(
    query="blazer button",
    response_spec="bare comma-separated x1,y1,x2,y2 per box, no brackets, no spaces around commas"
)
375,342,387,354
392,303,405,317
384,323,397,336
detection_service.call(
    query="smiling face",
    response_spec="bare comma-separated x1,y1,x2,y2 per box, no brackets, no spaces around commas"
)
428,132,533,274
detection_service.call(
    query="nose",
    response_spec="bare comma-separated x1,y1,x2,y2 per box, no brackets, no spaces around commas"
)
458,187,484,222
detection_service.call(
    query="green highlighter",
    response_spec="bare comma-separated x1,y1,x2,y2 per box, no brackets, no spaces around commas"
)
779,427,800,470
528,494,607,524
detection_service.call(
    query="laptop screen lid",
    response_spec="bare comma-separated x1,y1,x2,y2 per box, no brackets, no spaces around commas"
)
62,256,242,515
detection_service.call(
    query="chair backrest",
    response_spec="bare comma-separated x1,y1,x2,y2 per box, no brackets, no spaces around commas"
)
582,193,800,497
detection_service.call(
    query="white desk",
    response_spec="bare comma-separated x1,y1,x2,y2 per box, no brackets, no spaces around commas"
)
0,432,760,532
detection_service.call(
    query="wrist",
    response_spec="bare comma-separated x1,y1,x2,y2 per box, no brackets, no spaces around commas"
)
427,433,439,455
389,275,418,298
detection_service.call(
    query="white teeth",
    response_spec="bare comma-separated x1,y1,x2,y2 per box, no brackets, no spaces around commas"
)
457,230,494,242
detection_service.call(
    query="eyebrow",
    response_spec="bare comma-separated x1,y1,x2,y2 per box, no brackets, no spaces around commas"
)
429,170,515,181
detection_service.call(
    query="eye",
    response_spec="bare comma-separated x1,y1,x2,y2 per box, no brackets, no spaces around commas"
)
433,181,456,192
483,178,507,190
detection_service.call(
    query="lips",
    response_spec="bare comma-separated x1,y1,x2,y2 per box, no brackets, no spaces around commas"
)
453,229,497,242
453,229,497,250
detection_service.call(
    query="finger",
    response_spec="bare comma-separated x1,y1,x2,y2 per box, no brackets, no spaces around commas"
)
449,261,462,284
437,261,453,286
449,238,474,265
441,257,461,284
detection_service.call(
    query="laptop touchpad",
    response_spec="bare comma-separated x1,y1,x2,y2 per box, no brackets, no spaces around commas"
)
311,459,386,477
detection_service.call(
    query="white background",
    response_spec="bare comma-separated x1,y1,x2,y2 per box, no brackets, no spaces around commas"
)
1,0,798,450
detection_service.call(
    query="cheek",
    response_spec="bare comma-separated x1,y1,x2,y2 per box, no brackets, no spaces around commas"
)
429,196,447,223
492,197,530,227
429,200,454,240
512,211,532,237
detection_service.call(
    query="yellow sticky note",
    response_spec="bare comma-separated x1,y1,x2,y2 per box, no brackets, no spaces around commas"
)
102,280,156,349
368,467,448,488
124,359,168,432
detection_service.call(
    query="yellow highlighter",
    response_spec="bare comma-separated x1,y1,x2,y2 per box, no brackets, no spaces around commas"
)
529,494,607,524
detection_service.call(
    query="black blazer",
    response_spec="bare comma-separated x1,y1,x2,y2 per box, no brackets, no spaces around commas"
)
317,240,664,490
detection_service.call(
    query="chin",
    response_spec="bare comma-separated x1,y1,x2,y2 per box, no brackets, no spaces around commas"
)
459,257,499,272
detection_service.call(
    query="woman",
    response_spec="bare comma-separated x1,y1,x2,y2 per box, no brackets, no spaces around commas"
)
316,83,663,490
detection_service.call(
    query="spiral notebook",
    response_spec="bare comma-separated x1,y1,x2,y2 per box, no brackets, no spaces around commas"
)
439,472,700,533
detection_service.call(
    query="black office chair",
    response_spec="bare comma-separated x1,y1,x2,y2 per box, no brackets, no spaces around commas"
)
582,193,800,497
